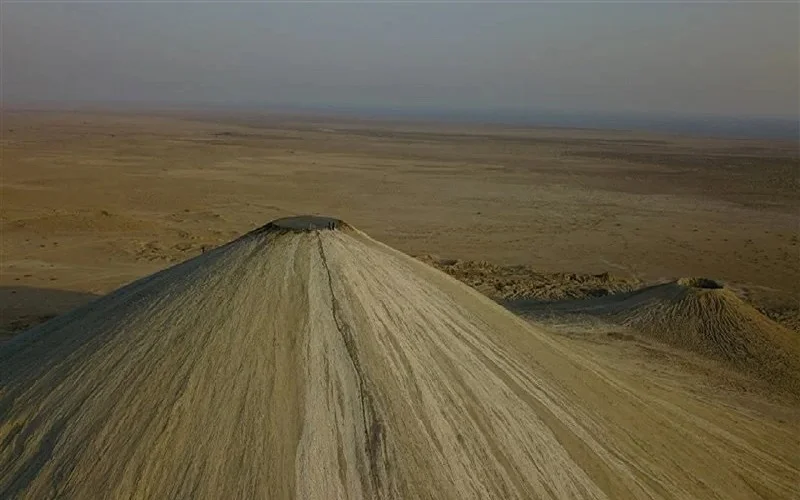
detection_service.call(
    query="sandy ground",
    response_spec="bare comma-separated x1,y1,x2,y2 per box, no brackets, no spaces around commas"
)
2,223,798,499
2,111,798,306
1,111,799,497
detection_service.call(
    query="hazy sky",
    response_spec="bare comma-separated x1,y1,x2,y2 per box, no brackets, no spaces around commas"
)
3,2,798,117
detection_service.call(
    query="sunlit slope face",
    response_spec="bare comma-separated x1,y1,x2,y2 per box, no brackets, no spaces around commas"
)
1,217,798,500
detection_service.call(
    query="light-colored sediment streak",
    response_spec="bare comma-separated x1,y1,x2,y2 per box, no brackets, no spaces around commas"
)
1,220,798,499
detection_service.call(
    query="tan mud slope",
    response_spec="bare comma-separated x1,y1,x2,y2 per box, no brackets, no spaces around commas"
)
1,217,798,499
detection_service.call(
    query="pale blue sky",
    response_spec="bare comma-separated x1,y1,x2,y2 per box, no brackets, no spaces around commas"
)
3,2,798,117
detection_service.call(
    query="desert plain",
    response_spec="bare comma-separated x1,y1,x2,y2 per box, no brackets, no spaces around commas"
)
3,110,798,330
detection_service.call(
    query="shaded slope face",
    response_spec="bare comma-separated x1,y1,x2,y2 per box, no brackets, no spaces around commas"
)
595,279,800,391
1,217,798,499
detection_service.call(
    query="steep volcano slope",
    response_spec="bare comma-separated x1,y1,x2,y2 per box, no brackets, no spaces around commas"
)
1,218,798,499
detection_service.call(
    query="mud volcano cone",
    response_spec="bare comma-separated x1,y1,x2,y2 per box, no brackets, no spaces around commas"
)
1,217,797,499
602,278,800,390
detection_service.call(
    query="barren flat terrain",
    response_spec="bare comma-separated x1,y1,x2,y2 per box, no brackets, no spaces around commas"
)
2,110,797,332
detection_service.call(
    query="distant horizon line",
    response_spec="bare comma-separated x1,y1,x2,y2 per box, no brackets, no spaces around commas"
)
6,100,798,119
5,101,799,140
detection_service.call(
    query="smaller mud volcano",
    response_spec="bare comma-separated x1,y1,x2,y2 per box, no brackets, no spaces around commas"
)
599,278,800,391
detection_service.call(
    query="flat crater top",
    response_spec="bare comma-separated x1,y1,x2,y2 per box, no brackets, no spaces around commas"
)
678,277,724,290
268,215,344,232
